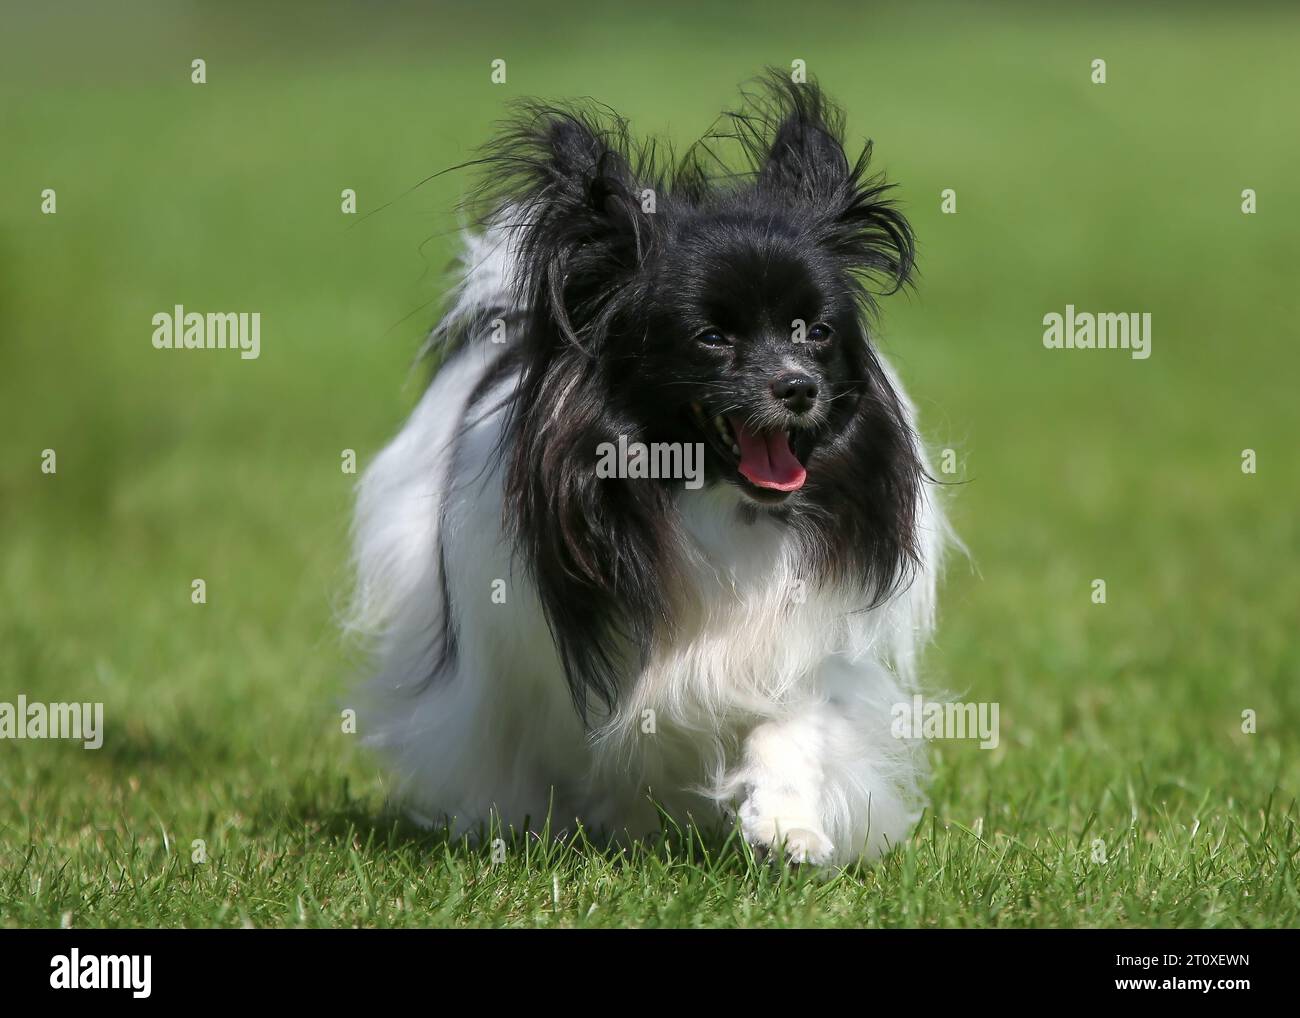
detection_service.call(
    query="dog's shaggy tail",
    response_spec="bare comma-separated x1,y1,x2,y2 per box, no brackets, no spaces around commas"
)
346,218,520,667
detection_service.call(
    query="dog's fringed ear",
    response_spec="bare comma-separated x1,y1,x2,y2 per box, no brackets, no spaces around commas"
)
738,71,915,299
755,76,852,196
475,103,674,722
476,102,654,349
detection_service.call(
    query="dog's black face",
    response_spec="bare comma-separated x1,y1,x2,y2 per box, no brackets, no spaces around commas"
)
636,213,881,506
467,71,925,715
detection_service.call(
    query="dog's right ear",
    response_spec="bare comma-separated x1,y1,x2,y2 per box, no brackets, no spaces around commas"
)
477,103,652,348
476,104,671,722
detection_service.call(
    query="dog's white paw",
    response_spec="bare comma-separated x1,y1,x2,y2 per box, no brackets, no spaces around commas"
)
741,812,835,866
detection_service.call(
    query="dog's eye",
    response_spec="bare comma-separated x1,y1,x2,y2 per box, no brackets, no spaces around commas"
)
807,322,834,342
695,329,730,348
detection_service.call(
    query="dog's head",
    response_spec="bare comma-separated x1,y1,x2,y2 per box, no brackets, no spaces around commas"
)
639,186,912,508
474,72,925,715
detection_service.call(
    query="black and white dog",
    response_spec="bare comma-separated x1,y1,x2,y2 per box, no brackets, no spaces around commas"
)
350,73,949,864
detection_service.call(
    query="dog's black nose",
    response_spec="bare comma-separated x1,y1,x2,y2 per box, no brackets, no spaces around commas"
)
771,373,818,413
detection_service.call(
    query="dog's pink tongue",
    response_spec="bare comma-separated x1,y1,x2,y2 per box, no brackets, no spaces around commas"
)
729,417,806,492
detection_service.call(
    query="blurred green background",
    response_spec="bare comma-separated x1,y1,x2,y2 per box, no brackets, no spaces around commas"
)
1,1,1297,926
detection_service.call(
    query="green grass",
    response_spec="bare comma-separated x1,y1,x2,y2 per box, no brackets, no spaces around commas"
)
2,0,1298,927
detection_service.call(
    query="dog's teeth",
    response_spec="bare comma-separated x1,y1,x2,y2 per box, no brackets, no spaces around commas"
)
731,443,740,456
714,416,730,443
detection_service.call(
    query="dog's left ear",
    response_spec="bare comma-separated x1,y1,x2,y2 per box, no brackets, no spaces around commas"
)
757,79,852,195
750,72,915,296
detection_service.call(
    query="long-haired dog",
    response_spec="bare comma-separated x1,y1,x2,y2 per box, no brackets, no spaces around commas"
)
349,72,949,865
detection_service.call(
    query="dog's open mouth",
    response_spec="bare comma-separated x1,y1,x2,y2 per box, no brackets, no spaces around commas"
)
691,402,808,496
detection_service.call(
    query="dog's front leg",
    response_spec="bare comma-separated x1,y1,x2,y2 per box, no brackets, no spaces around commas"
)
734,663,927,866
735,710,837,865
